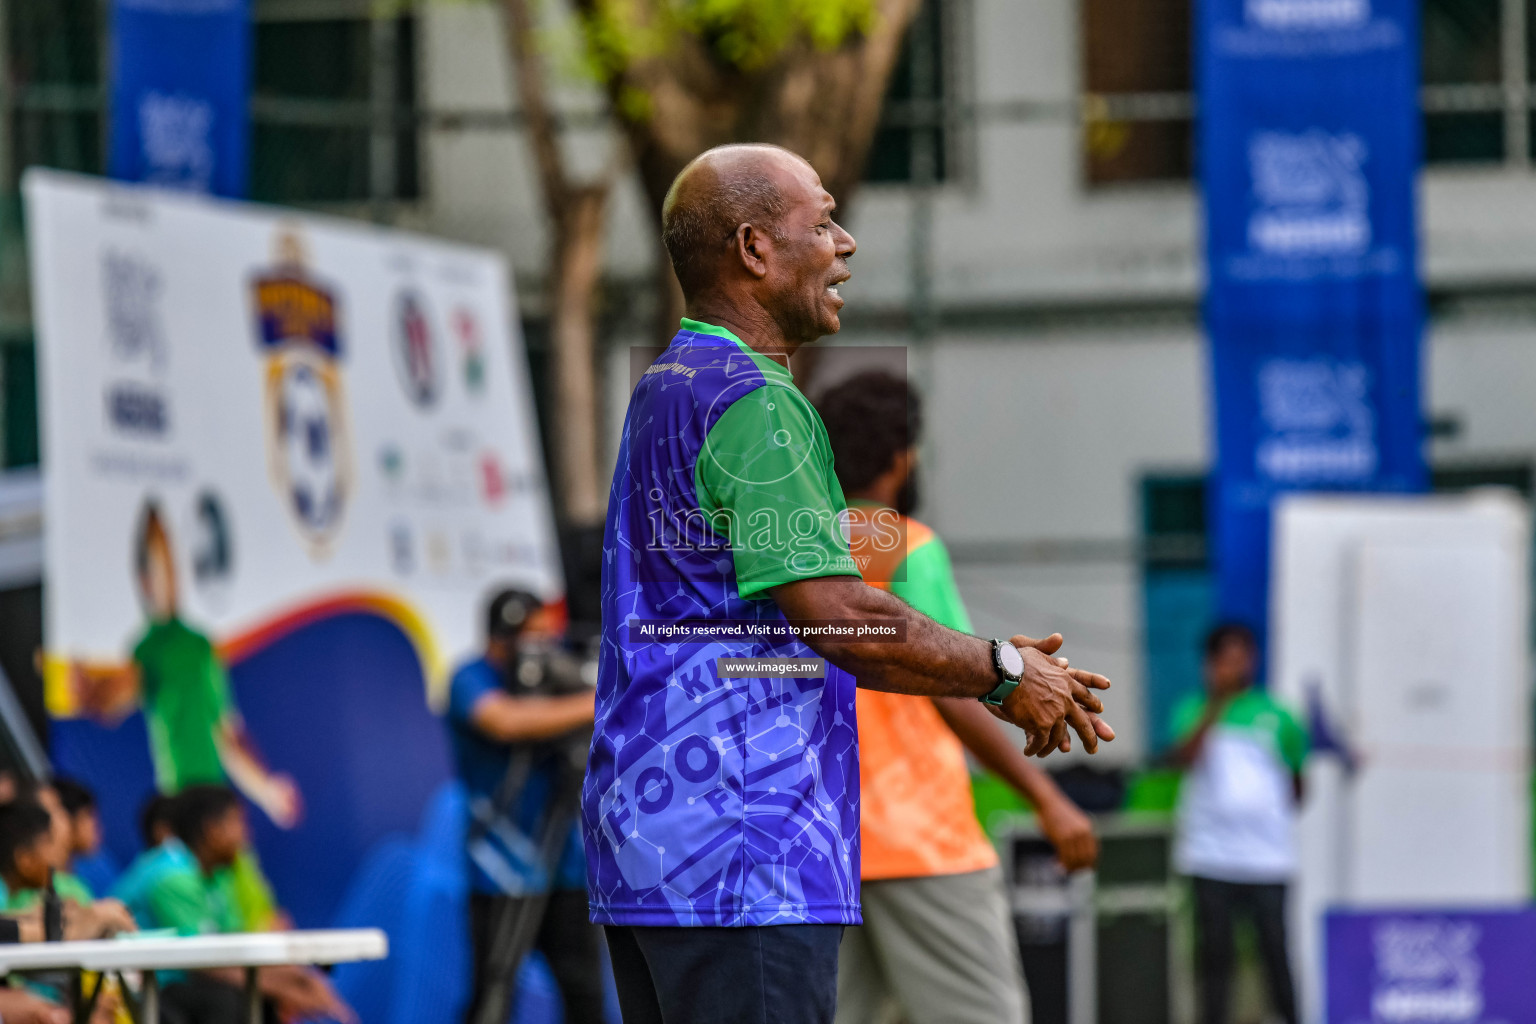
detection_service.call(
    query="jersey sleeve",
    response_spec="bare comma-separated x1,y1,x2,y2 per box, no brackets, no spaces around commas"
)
696,382,859,599
1170,694,1209,743
448,664,498,727
888,535,974,634
1277,703,1310,774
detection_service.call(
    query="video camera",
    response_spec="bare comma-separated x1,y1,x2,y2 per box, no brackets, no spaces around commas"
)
498,638,598,768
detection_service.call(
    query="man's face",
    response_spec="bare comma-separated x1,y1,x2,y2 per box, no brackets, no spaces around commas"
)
1206,639,1256,696
71,809,101,857
758,160,856,344
202,805,248,867
36,788,72,871
12,837,52,890
140,531,178,621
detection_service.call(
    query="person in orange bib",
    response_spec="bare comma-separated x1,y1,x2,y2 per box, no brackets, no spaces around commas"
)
819,371,1099,1024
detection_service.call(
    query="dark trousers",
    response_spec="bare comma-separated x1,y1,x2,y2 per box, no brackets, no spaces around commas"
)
605,923,843,1024
1191,876,1298,1024
162,975,278,1024
466,889,607,1024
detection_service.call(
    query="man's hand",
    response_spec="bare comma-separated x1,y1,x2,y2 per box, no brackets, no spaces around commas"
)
992,634,1113,757
264,965,358,1024
69,661,141,721
64,897,137,939
0,989,69,1024
931,695,1100,872
470,690,596,745
258,773,304,830
1037,794,1098,872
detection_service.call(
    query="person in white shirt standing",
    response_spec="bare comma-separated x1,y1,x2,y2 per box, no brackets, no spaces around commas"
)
1170,623,1308,1024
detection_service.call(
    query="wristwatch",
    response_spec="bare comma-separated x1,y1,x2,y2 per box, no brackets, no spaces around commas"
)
982,638,1025,706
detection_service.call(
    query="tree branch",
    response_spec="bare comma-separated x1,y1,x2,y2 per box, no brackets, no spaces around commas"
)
500,0,571,220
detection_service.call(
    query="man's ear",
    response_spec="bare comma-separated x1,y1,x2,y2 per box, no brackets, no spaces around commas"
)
733,223,772,279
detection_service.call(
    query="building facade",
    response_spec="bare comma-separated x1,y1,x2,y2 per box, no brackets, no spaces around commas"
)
4,0,1535,762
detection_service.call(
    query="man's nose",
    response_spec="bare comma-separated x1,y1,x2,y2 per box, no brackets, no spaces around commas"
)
833,222,856,257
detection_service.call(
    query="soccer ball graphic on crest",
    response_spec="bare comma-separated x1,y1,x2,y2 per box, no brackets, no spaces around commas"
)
262,347,351,556
277,360,342,532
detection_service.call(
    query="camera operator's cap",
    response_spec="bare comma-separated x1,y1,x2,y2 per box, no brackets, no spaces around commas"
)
486,588,543,640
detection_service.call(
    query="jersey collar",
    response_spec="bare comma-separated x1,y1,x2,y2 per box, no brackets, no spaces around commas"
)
678,317,793,379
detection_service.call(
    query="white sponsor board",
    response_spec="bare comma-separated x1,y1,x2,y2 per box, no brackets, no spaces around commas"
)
26,169,561,708
1271,491,1531,1023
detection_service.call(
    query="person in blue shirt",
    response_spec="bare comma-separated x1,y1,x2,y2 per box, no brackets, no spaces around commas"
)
449,589,599,1024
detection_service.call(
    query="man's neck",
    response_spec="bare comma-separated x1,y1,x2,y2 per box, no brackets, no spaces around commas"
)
847,488,897,511
684,298,802,363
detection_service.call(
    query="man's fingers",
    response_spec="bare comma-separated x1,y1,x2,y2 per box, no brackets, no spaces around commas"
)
1037,718,1068,759
1067,704,1099,754
1060,835,1094,872
1070,681,1104,714
1069,667,1111,690
1091,714,1116,742
1074,834,1101,871
1011,632,1063,656
1021,723,1047,757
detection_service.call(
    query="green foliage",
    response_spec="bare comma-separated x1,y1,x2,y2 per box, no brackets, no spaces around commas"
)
581,0,878,84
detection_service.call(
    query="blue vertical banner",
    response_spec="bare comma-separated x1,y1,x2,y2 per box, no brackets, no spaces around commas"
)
1200,0,1426,637
108,0,251,197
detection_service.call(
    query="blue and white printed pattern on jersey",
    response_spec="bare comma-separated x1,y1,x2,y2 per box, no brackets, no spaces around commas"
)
582,326,861,927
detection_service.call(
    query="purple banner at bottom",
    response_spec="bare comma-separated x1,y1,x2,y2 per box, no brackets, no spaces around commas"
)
1328,908,1536,1024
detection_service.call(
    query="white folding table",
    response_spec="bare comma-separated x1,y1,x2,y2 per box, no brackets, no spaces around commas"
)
0,928,387,1024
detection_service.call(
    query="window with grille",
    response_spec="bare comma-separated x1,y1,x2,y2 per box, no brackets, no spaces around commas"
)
1080,0,1536,184
1082,0,1193,185
2,0,421,205
252,10,419,204
0,0,422,463
864,0,955,184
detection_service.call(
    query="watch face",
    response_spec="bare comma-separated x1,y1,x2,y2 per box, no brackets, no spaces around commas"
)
998,641,1025,678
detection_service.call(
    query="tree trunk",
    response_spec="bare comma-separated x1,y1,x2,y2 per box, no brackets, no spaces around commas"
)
499,0,614,527
548,185,609,526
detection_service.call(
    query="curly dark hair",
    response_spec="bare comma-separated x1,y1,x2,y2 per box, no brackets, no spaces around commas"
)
1204,622,1257,659
171,785,240,850
817,371,920,494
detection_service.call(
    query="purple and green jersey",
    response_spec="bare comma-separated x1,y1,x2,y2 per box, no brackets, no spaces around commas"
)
582,318,863,927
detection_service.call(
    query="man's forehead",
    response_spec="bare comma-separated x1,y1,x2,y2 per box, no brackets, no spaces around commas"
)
775,160,833,209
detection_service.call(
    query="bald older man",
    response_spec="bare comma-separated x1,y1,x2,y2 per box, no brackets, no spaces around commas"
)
582,144,1114,1024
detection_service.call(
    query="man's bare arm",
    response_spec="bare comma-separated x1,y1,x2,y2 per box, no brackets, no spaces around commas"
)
470,690,596,744
769,575,1113,756
933,697,1098,870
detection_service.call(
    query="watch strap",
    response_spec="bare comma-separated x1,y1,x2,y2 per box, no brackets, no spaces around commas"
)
983,638,1023,707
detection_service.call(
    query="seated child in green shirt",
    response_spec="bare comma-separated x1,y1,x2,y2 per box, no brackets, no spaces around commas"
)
128,786,356,1024
0,799,72,912
0,799,128,1024
0,782,102,910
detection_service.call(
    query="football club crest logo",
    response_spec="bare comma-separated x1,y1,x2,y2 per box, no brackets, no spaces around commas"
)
393,290,439,408
251,229,351,555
